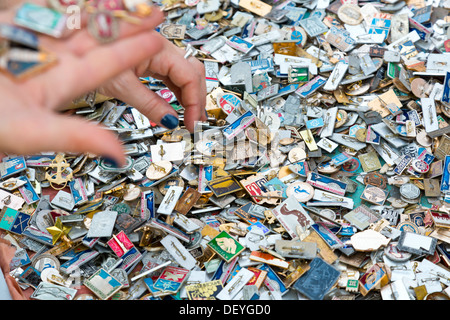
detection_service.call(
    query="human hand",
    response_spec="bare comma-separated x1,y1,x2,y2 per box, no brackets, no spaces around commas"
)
0,1,205,166
98,32,207,133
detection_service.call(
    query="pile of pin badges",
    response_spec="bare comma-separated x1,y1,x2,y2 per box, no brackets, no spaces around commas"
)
2,0,450,302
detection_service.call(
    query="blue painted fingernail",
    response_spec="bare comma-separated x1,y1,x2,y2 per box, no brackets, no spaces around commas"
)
205,109,209,118
161,114,179,129
102,157,120,168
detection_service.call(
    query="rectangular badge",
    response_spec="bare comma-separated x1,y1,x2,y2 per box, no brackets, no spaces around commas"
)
442,71,450,103
153,266,190,294
306,172,347,196
295,76,327,98
83,268,123,300
0,156,27,179
175,187,201,215
272,196,315,239
441,155,450,193
198,165,213,193
157,185,183,215
311,222,345,250
69,178,88,206
161,234,197,270
140,190,155,221
107,231,135,258
14,3,67,38
207,230,246,263
293,257,340,300
343,204,381,230
207,176,243,198
17,175,39,205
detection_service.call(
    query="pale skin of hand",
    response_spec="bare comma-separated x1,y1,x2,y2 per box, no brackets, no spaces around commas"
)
0,1,207,165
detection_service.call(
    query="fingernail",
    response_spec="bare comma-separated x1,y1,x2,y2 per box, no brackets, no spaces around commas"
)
205,109,209,118
102,156,120,168
161,114,179,129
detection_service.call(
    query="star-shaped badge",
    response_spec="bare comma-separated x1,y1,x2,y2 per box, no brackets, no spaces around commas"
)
46,217,72,245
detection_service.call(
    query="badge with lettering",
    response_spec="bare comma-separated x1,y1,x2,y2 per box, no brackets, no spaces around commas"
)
185,280,223,300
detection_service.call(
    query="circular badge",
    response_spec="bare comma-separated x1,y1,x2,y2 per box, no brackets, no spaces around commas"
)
112,202,132,215
337,4,363,25
319,209,336,222
40,267,61,282
123,185,141,201
342,157,360,173
287,26,307,47
185,231,203,250
32,254,60,272
74,294,98,300
48,0,85,13
288,147,307,163
362,185,386,204
397,221,419,233
185,0,200,6
317,161,341,174
98,156,134,172
217,93,241,115
286,181,315,202
400,183,421,200
88,11,119,44
159,176,184,195
411,159,430,173
416,129,433,147
345,81,370,96
384,242,412,262
279,137,295,146
146,161,172,180
355,128,367,142
411,78,428,98
205,11,224,21
334,110,348,128
245,127,258,142
364,172,387,189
